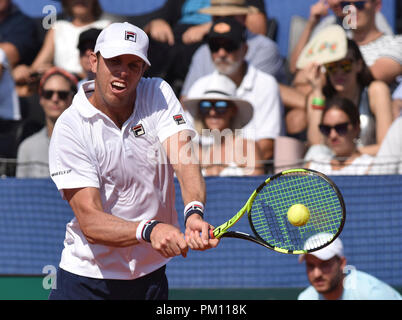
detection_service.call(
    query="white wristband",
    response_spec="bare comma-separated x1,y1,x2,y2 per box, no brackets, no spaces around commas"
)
136,220,149,243
184,201,204,218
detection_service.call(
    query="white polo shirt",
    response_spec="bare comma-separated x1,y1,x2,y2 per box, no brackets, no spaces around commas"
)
49,78,195,280
186,65,284,141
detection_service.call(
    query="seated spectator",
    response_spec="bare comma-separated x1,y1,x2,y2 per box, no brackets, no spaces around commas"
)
13,0,110,85
289,0,393,74
305,97,374,175
350,0,402,85
16,67,77,178
143,0,214,94
185,16,284,163
183,73,263,176
181,0,284,98
0,0,40,68
309,38,392,155
298,28,393,155
76,28,102,88
298,234,402,300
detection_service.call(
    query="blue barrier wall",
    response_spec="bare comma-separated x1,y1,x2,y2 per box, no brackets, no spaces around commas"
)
0,176,401,289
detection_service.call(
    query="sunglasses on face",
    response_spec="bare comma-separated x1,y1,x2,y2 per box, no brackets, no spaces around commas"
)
42,90,71,101
319,122,350,137
340,1,367,10
199,100,231,115
325,58,354,75
208,40,240,53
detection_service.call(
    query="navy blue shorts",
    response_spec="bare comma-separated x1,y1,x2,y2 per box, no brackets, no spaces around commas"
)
48,265,168,300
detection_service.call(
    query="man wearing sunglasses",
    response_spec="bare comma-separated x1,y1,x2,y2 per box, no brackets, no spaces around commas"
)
289,0,393,74
181,0,285,98
185,16,283,163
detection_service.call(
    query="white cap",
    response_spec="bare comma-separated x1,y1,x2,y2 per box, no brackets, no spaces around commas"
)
94,22,151,66
299,233,344,262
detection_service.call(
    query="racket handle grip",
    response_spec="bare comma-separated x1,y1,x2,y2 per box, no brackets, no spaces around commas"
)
209,228,216,239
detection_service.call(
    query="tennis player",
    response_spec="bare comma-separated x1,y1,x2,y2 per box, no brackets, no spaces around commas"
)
48,22,218,300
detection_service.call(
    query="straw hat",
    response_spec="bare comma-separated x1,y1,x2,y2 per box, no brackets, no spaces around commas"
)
296,25,348,69
199,0,259,16
183,73,253,130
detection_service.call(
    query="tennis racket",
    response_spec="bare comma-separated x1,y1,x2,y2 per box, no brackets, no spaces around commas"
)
209,168,346,254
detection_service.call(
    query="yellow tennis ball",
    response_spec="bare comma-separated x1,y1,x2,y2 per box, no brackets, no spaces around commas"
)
287,204,310,227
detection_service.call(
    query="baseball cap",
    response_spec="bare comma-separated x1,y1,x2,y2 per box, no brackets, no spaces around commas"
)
299,233,344,262
296,25,347,69
94,22,151,66
208,16,246,47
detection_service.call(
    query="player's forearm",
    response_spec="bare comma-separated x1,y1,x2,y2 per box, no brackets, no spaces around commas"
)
77,208,140,247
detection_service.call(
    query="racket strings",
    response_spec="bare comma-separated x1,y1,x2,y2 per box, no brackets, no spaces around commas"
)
250,172,344,252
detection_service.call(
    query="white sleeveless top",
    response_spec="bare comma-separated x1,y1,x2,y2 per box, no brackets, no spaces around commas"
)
53,19,110,74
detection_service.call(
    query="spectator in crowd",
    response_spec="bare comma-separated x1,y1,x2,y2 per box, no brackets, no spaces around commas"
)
298,234,402,300
183,73,264,176
350,0,402,85
304,97,374,175
143,0,214,94
13,0,110,84
289,0,393,74
0,0,40,68
76,28,102,88
16,67,77,178
370,116,402,174
304,36,393,156
185,16,284,162
181,0,284,98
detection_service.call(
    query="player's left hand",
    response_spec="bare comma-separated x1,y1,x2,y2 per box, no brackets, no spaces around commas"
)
185,215,219,250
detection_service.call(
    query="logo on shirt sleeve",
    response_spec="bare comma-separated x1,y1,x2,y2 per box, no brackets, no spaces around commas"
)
173,114,186,125
132,124,145,137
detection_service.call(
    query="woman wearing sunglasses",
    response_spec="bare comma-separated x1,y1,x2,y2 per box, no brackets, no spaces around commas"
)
183,75,264,176
16,67,77,177
306,38,393,156
305,97,373,174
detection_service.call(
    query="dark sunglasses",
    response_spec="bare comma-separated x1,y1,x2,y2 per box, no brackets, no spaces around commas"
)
199,100,231,115
340,1,367,10
325,58,354,75
319,122,350,137
42,90,71,100
208,40,240,53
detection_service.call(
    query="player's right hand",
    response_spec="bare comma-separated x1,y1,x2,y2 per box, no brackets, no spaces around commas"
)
150,223,188,258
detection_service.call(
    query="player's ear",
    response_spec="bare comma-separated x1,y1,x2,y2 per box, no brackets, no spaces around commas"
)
89,52,98,74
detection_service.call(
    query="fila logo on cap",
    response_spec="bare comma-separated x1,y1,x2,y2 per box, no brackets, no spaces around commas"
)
125,31,137,42
173,114,186,125
132,124,145,137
